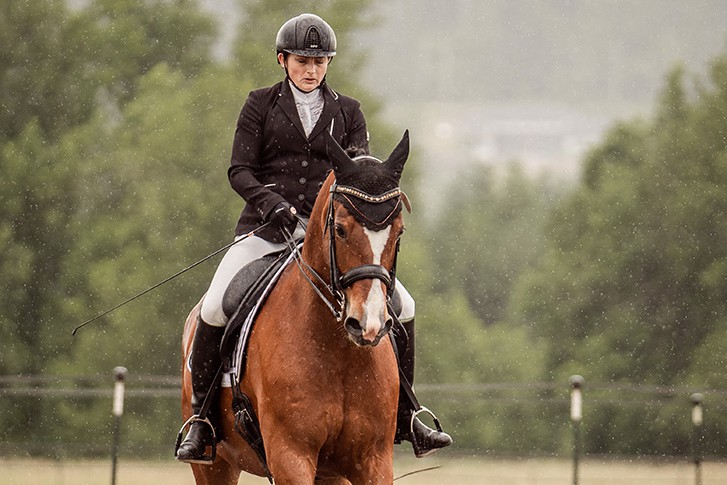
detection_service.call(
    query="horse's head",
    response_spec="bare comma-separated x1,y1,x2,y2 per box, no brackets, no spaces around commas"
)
321,131,410,347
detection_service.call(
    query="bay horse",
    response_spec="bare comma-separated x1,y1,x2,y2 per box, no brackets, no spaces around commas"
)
181,131,411,484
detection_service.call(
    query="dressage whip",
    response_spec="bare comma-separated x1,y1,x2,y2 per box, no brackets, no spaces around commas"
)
71,223,271,335
394,465,443,481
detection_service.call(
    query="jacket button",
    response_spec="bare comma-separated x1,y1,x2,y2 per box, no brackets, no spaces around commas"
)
299,177,306,184
297,194,305,201
301,160,309,167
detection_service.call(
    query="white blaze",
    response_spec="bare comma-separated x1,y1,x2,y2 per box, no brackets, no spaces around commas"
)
361,226,391,340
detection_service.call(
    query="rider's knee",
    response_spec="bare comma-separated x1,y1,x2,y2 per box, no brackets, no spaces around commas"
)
200,297,228,328
396,282,415,322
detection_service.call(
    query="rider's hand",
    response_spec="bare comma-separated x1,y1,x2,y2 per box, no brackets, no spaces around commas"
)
268,201,298,233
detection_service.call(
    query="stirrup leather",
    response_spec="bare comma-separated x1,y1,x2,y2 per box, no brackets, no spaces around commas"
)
410,406,445,458
175,414,217,464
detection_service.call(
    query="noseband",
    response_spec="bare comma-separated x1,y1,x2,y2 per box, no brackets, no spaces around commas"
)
326,183,402,321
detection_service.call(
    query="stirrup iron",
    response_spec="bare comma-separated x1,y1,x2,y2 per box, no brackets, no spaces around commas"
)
410,406,445,458
175,414,217,464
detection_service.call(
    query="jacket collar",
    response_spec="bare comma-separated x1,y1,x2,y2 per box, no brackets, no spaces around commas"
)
276,79,341,141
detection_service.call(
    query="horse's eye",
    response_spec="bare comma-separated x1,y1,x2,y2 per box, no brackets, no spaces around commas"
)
334,223,346,239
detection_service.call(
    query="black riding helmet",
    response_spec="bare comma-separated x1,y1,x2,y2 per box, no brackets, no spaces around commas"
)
276,13,337,58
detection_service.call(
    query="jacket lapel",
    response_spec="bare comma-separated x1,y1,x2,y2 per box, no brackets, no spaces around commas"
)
309,84,341,141
276,80,308,140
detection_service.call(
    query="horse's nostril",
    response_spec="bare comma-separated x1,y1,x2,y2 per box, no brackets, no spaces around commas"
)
344,317,363,336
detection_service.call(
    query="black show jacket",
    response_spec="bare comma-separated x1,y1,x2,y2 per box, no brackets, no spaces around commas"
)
228,79,369,242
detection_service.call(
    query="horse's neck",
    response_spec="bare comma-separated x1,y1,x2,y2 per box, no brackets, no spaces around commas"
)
300,176,334,277
279,267,354,357
300,234,329,279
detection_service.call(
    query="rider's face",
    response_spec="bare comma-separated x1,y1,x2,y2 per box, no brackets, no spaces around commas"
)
279,53,329,92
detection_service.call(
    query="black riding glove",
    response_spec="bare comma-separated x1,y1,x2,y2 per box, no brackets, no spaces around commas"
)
268,201,298,234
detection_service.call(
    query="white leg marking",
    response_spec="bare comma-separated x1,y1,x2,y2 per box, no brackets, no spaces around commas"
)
361,227,391,340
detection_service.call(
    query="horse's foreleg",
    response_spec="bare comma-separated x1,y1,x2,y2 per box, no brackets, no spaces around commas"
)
265,445,318,484
315,477,352,485
190,459,240,485
344,454,394,485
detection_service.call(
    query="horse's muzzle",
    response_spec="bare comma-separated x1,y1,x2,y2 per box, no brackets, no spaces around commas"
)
344,315,393,347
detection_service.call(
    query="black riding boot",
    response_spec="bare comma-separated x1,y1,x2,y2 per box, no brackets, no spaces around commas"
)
176,317,225,464
394,318,453,457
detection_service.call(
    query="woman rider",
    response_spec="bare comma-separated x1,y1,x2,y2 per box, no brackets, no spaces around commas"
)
176,13,452,464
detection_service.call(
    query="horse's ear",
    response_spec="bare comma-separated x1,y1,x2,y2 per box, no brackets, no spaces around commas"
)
384,130,409,178
325,130,356,175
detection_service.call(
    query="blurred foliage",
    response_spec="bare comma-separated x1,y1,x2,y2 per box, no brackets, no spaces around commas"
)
3,0,727,461
0,1,97,142
507,52,727,455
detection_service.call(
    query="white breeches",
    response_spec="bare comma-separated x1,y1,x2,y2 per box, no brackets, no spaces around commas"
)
200,232,416,327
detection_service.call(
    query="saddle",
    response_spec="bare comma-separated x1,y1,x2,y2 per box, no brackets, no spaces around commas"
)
219,248,292,360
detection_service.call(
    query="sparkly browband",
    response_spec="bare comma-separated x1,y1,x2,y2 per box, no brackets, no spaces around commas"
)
331,185,401,204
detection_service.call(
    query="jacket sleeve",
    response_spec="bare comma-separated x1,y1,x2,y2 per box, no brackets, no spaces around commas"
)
227,91,286,221
346,100,370,155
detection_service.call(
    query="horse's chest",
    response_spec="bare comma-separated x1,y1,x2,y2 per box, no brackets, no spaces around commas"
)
272,348,395,410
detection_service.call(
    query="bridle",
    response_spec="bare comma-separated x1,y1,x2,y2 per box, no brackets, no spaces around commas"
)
327,183,402,316
285,182,403,322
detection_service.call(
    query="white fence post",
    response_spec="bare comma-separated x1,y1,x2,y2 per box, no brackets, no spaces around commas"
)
690,392,704,485
111,366,127,485
569,375,584,485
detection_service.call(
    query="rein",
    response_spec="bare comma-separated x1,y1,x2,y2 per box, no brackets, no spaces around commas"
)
283,225,344,321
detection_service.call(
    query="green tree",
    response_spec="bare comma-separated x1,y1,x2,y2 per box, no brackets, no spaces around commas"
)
508,48,727,454
0,1,215,455
430,163,559,326
88,0,215,104
396,162,556,451
57,64,249,376
0,122,74,375
0,0,219,375
0,0,215,144
0,1,98,142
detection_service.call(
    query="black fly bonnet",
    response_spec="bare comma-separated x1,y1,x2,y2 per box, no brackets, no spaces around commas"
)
327,131,411,231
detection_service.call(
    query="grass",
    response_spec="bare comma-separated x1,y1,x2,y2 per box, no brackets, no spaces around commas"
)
2,455,726,484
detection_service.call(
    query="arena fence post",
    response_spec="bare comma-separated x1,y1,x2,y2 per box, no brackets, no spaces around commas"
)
569,375,584,485
111,366,128,485
690,392,704,485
